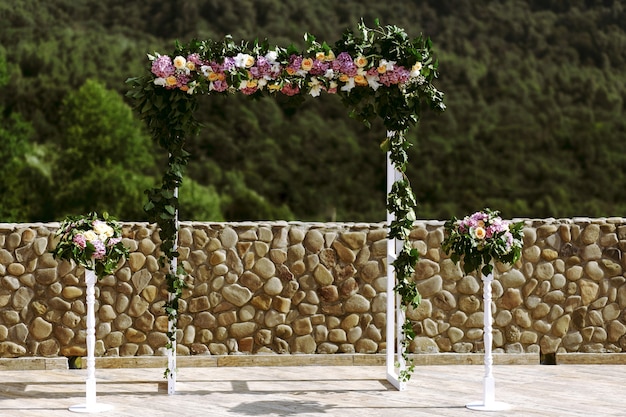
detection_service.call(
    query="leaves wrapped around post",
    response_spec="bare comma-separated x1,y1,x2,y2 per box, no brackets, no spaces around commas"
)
442,208,524,276
51,212,129,279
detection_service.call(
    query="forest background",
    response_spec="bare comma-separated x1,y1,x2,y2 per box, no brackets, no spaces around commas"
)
1,0,625,223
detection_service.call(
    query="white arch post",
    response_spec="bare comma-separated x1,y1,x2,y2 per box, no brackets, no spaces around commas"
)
167,185,179,395
385,132,408,391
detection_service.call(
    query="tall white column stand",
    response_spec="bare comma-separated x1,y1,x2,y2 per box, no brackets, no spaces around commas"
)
69,269,113,413
466,270,510,411
384,135,407,391
167,184,179,395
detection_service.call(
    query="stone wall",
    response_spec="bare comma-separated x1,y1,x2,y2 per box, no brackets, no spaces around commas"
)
0,218,625,359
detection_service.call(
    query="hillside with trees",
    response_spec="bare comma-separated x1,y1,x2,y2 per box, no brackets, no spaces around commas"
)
1,0,625,222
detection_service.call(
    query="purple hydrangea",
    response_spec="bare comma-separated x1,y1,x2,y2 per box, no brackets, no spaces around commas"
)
331,52,357,76
107,237,122,246
187,53,203,67
222,57,236,72
309,59,329,76
250,56,272,78
151,55,175,78
287,55,303,74
211,80,229,92
92,240,106,260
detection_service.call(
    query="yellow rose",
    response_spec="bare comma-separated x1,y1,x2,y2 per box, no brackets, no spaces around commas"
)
186,61,196,71
315,52,326,61
286,67,297,76
354,55,368,68
474,227,486,240
339,74,350,82
207,72,219,82
301,58,314,71
268,83,282,92
412,62,422,72
354,74,368,86
377,65,387,74
325,51,336,61
166,76,178,86
244,55,255,68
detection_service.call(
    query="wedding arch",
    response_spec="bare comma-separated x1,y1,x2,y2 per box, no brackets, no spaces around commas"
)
126,20,445,393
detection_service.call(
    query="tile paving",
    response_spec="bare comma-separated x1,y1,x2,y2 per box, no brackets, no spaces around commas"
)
1,363,624,417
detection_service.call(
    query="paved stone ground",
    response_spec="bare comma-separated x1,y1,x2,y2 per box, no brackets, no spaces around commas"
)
1,364,625,417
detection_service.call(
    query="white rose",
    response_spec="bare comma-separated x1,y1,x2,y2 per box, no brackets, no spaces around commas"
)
173,56,187,70
93,221,114,237
83,231,97,242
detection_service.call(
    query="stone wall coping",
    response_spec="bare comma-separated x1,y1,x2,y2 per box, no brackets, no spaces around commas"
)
2,217,626,231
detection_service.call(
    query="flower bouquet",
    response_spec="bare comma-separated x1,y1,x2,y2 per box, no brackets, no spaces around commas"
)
442,208,524,276
52,212,129,278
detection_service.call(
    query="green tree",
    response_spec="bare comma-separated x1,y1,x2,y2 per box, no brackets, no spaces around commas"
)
0,110,35,221
53,79,158,220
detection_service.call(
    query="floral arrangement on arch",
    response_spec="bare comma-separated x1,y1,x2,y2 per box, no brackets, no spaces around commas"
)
145,20,444,110
127,20,446,383
52,212,129,278
442,208,524,276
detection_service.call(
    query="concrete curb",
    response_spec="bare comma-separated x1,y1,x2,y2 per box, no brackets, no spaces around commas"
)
2,352,623,371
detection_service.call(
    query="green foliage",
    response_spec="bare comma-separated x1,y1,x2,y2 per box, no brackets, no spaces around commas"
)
178,179,224,221
0,108,37,221
3,0,626,223
53,79,158,220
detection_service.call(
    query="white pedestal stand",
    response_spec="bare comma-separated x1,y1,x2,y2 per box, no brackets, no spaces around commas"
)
466,271,511,412
69,269,113,413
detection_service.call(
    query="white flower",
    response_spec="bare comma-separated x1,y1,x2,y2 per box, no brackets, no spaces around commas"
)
83,231,98,242
308,77,322,97
366,73,381,91
234,53,255,68
340,77,355,92
93,221,114,237
378,59,396,73
153,78,167,86
270,63,281,75
200,65,212,77
410,62,423,77
265,50,278,63
186,81,197,95
324,69,336,79
173,56,187,70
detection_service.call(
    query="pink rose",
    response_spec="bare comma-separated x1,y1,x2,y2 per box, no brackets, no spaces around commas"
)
73,234,87,249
